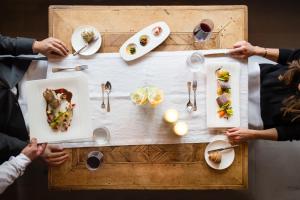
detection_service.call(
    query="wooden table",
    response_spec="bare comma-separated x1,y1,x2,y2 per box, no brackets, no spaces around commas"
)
48,5,248,190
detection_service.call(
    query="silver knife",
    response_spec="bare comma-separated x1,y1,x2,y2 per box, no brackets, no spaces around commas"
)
208,145,239,154
204,52,228,57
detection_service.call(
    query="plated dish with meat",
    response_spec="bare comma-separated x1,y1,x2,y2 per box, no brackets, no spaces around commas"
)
43,88,75,132
206,62,241,128
25,75,92,143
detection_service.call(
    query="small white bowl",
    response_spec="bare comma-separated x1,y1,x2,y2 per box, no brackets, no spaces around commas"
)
71,25,102,56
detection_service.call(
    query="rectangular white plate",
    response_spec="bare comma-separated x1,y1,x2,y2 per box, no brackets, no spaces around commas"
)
206,62,241,128
25,75,93,143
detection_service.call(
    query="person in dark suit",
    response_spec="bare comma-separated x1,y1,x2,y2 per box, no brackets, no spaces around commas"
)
0,34,69,165
226,41,300,143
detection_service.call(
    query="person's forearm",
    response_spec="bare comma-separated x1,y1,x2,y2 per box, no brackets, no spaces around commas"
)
0,154,31,194
252,128,278,141
0,34,35,55
254,46,279,62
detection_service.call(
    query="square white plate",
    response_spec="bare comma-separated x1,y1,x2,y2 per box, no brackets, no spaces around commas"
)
206,62,241,128
25,75,93,143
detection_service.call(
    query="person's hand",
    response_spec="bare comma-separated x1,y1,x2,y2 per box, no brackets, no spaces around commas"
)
32,37,69,57
21,138,47,161
41,144,69,166
228,40,260,59
225,128,257,144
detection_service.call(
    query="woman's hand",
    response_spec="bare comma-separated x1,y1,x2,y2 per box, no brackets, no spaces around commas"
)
21,138,47,161
225,127,257,144
41,144,69,166
32,37,69,57
228,40,263,59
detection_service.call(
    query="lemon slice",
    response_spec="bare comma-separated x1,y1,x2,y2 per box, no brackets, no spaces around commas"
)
130,87,148,105
147,86,164,106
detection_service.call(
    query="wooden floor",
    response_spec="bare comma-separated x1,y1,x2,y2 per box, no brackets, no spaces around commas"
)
1,0,300,200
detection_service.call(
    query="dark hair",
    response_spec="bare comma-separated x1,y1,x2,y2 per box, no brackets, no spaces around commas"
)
279,59,300,122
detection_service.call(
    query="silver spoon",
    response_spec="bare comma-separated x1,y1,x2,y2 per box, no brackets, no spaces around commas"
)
187,82,193,112
52,65,88,73
104,81,112,112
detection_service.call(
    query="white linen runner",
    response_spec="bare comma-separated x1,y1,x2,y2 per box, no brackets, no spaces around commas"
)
43,50,248,146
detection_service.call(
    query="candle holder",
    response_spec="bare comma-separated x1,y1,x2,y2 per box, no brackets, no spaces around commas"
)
173,121,189,136
163,109,179,124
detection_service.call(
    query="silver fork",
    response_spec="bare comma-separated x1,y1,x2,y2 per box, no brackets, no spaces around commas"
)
52,65,88,72
101,83,106,109
192,80,197,111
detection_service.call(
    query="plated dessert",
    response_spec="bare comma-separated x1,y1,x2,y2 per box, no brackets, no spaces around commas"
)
71,25,102,56
119,21,170,61
43,88,75,132
204,139,235,170
208,151,222,163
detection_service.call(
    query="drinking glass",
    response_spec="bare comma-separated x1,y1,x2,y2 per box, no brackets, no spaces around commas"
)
193,19,214,43
93,127,110,145
86,151,103,171
186,52,205,72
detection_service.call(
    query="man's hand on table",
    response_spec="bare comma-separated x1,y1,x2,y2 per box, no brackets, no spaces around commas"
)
41,144,69,166
21,138,47,161
32,37,69,57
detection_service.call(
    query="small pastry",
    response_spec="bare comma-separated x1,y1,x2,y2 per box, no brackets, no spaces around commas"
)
208,151,222,164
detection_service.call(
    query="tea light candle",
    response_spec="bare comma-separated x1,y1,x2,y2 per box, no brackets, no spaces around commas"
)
164,109,179,123
173,121,188,136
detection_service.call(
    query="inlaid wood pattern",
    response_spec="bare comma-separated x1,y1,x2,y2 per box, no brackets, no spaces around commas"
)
48,5,248,190
100,32,220,53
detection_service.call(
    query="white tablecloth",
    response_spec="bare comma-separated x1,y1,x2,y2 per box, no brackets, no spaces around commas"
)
41,50,248,146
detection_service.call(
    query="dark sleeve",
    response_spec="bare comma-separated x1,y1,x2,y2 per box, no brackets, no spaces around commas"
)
0,34,35,56
276,125,300,141
0,132,27,164
277,49,294,65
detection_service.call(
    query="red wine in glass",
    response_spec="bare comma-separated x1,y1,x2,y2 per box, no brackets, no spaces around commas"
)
193,19,214,42
86,151,103,170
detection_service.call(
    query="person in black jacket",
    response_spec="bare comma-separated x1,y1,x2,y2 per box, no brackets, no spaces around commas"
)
226,41,300,143
0,34,69,165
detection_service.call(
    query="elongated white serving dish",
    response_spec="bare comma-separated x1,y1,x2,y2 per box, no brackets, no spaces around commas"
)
119,21,170,61
25,75,93,143
206,62,241,128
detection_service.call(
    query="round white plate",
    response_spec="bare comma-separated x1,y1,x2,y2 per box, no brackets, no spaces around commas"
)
71,25,102,56
204,139,235,170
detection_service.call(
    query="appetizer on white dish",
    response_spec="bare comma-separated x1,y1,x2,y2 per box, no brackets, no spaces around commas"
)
119,21,170,61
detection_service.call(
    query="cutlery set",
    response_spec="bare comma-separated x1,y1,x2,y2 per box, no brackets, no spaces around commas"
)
101,81,112,112
187,80,198,112
52,65,88,72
